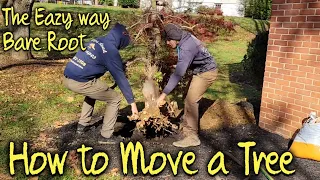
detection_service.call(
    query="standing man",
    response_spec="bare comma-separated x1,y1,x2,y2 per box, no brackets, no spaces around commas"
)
63,23,139,144
157,23,218,147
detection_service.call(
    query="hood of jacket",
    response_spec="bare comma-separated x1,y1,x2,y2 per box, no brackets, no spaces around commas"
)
104,23,131,49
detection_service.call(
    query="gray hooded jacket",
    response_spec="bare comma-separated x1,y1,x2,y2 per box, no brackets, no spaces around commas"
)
163,31,217,95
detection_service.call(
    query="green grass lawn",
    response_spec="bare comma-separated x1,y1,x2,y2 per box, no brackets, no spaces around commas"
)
0,3,267,179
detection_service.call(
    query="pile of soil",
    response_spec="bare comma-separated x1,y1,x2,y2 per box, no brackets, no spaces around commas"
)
199,99,256,130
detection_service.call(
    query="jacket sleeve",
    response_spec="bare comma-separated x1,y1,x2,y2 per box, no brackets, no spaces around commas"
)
103,50,135,104
163,47,196,95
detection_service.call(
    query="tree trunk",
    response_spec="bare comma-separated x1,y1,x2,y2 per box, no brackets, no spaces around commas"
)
2,0,34,60
95,0,98,5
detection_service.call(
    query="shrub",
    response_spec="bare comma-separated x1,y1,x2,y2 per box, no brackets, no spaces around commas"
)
118,0,139,8
99,0,113,5
196,5,223,16
242,31,269,86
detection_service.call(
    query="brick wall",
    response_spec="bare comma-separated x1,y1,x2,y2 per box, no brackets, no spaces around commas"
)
260,0,320,138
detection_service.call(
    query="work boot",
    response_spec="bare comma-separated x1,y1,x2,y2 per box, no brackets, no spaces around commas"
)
76,124,91,135
98,135,125,145
172,134,201,147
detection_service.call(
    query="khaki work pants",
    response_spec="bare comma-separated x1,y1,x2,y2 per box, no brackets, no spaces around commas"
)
182,69,218,136
63,77,121,138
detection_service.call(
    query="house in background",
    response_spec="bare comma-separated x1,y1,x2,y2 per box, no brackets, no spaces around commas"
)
140,0,244,17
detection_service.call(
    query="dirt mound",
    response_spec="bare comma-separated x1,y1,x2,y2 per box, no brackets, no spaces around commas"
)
200,99,256,130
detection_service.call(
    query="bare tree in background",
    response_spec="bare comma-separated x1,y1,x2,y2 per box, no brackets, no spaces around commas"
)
1,0,35,60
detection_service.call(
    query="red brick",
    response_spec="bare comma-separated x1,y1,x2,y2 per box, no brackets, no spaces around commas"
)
271,17,277,22
308,2,320,8
267,51,273,56
276,28,289,34
284,64,298,70
279,58,292,64
303,96,319,104
273,10,285,16
275,89,289,97
307,61,320,67
314,23,320,28
277,17,291,22
304,29,319,35
269,34,281,40
301,107,314,114
311,92,320,98
287,103,303,111
268,40,274,45
296,35,310,42
267,104,280,111
313,80,320,86
273,0,286,3
265,124,277,132
286,114,301,121
296,89,311,96
268,56,279,62
291,121,303,128
264,77,276,83
284,125,299,132
287,53,301,59
287,0,300,2
265,66,277,72
301,54,317,60
317,9,320,15
305,85,320,91
276,79,290,86
293,3,307,9
279,4,292,9
295,47,309,53
293,59,308,65
292,110,308,118
318,56,320,61
272,5,279,10
273,52,286,57
269,45,280,51
283,23,297,28
311,36,320,42
310,48,320,54
283,75,297,81
282,86,295,93
285,10,300,16
297,77,313,84
302,42,319,48
282,35,296,40
307,73,320,79
264,87,276,94
292,71,307,77
300,9,316,15
274,110,286,117
281,96,295,104
289,29,304,35
298,66,315,73
261,107,273,114
272,23,282,28
278,69,292,76
270,82,283,89
307,16,320,22
288,93,302,100
292,16,307,22
310,104,320,112
272,62,285,69
298,23,314,28
288,41,302,47
274,40,288,46
281,47,294,52
295,100,310,107
290,82,305,88
301,0,317,2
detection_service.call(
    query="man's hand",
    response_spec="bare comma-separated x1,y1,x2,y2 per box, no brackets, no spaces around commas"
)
157,93,167,107
130,102,139,120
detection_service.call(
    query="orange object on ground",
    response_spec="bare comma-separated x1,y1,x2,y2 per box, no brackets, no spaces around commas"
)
289,122,320,162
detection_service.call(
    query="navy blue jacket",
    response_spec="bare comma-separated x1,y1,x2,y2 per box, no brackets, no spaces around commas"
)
64,23,135,104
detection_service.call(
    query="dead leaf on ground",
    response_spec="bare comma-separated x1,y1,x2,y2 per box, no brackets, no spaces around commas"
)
28,176,38,180
110,168,119,176
67,96,74,103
